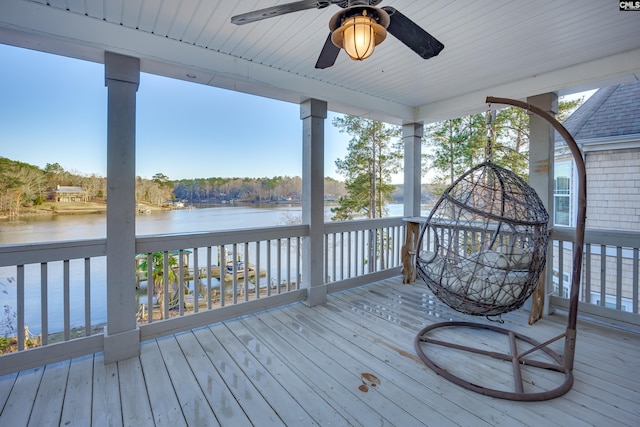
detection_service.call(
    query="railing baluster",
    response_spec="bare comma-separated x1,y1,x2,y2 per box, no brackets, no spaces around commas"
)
585,243,592,303
386,226,391,269
178,249,185,316
243,243,249,302
331,233,336,283
207,246,213,310
633,248,639,314
63,259,70,341
219,245,226,307
193,247,199,312
600,244,606,307
17,265,24,351
232,244,238,305
163,251,170,319
286,237,291,292
147,253,153,324
84,257,91,336
347,231,352,279
558,241,565,298
276,239,282,294
323,234,329,283
296,236,301,290
255,241,261,299
616,246,623,310
40,262,48,346
266,240,271,297
360,230,364,276
336,232,346,280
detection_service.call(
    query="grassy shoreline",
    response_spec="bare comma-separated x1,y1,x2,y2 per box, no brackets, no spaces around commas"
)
0,200,169,221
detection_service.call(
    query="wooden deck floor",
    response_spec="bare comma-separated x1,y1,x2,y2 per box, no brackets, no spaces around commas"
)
1,276,639,426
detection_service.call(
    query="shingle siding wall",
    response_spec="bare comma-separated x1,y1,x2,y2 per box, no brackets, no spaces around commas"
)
585,148,640,231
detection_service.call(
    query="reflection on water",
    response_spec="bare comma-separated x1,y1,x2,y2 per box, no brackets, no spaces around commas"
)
0,204,404,335
0,204,321,244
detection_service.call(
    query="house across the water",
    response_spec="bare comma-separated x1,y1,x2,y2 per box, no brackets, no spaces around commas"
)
51,185,87,202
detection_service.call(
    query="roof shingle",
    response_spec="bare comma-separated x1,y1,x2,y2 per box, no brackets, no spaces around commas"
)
557,81,640,142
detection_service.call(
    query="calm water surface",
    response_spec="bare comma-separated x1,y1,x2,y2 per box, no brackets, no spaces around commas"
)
0,204,403,335
0,204,321,244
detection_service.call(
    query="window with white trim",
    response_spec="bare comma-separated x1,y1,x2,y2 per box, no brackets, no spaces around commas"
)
553,161,572,226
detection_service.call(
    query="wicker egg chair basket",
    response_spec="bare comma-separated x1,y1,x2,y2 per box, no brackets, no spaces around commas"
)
415,161,549,317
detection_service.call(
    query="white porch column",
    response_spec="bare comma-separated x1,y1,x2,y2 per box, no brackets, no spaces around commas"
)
528,92,558,316
403,123,423,217
104,52,140,363
300,99,327,307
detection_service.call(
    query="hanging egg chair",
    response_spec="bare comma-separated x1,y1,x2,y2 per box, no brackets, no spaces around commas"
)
415,161,549,317
414,96,587,402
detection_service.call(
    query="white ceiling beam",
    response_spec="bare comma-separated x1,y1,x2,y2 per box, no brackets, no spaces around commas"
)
416,48,640,124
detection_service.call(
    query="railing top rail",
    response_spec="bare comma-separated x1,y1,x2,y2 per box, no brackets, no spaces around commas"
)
324,217,404,233
136,224,309,253
552,227,640,248
0,239,107,266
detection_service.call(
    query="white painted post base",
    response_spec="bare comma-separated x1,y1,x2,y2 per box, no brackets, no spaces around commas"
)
103,327,141,364
304,283,328,308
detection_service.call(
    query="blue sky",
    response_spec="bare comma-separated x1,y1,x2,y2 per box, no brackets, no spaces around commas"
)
0,43,351,181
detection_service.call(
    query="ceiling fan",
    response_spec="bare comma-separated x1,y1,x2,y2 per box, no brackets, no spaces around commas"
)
231,0,444,69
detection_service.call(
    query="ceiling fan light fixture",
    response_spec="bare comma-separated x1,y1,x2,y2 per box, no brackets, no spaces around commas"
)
330,7,388,61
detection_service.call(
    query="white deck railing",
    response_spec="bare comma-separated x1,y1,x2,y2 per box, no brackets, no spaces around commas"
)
324,217,404,292
0,239,107,351
0,218,404,373
4,219,636,374
135,225,310,340
549,227,640,329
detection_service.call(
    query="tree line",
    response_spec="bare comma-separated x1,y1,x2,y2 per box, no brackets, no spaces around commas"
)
0,158,347,217
170,175,346,204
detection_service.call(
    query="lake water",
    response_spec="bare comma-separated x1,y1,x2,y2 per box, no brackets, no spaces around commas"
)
0,203,405,335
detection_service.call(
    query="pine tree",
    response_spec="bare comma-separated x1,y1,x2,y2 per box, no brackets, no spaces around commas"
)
425,98,584,191
331,116,402,221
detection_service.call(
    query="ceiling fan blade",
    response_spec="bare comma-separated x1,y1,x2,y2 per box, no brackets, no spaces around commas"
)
231,1,323,25
382,7,444,59
315,33,341,69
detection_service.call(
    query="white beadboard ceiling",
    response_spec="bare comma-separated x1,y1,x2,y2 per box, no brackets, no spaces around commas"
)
1,0,639,124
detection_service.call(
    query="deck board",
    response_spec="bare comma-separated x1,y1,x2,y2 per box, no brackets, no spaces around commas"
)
0,367,43,427
171,330,250,427
155,335,218,426
60,355,94,427
0,372,17,414
210,321,317,426
139,339,186,427
236,312,383,426
225,318,350,426
192,325,286,426
118,356,154,426
29,360,70,426
91,353,123,427
0,276,639,426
